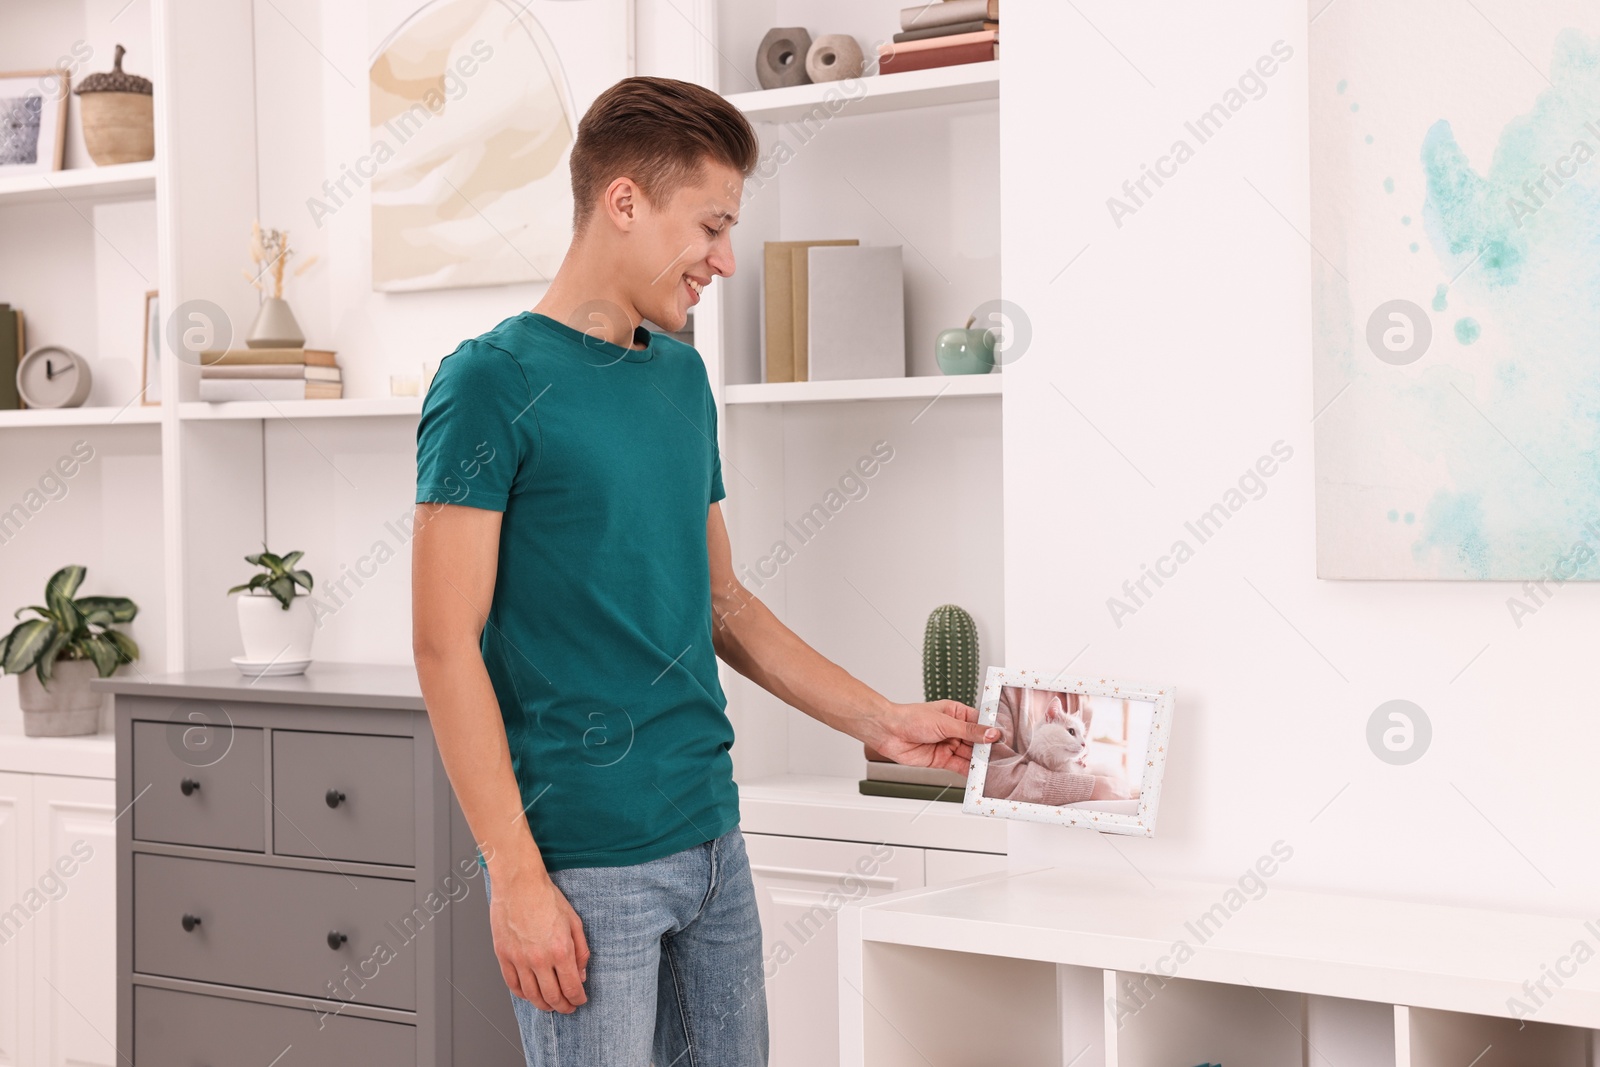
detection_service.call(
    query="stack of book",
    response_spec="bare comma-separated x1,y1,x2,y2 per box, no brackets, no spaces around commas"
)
196,347,342,401
881,0,999,76
764,239,908,383
859,741,967,803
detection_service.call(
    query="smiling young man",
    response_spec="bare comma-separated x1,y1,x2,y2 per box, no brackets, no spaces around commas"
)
410,76,1000,1067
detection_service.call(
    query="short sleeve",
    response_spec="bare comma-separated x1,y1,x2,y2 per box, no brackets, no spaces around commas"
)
708,384,726,505
415,341,534,511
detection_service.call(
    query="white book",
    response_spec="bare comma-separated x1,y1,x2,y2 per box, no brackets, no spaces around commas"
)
198,378,314,401
806,245,906,381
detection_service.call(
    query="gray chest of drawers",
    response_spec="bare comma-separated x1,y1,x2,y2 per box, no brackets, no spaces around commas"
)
98,664,525,1066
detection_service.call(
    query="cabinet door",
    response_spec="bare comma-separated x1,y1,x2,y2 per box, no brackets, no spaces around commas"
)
924,848,1008,886
743,833,923,1067
0,772,33,1067
32,774,115,1067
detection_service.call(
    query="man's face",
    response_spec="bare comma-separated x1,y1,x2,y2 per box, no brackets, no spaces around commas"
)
628,160,743,333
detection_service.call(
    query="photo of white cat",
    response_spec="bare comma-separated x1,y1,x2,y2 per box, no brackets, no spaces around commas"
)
979,685,1152,814
965,667,1174,836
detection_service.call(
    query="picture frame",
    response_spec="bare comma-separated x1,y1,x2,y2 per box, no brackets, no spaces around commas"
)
140,290,160,405
964,666,1175,837
0,70,69,177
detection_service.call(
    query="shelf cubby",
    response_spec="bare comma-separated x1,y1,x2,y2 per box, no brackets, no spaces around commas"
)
1400,1006,1592,1067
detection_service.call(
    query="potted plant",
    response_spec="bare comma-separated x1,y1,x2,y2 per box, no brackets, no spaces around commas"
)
0,565,138,736
228,546,315,675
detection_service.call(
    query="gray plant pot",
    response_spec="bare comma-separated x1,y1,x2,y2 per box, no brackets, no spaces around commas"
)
16,659,106,737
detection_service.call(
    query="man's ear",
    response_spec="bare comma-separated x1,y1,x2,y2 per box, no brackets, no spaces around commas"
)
602,175,640,231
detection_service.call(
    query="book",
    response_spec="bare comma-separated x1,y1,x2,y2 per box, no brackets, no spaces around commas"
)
865,761,968,788
878,39,998,76
899,0,998,32
893,19,997,43
880,29,998,55
197,378,344,401
806,245,905,382
762,240,858,383
198,347,338,367
201,363,341,381
857,779,964,804
0,304,17,410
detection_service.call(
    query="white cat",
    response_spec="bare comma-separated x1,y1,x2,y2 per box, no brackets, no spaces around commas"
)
1022,693,1092,773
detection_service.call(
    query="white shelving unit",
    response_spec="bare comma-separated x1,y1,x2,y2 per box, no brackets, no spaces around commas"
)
840,866,1600,1066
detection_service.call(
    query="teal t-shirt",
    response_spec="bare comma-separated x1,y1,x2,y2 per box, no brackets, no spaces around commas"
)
414,311,737,871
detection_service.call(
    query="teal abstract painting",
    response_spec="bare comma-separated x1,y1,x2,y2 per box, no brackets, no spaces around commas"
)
1312,2,1600,579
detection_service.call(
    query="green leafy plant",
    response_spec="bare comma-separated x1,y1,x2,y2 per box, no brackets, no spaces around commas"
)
0,565,139,687
228,545,313,610
923,603,979,708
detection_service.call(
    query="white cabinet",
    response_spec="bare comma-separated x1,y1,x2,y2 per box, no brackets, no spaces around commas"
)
745,832,1006,1067
0,771,115,1067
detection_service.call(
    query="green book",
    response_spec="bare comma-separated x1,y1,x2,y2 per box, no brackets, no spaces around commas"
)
0,304,18,410
857,779,964,804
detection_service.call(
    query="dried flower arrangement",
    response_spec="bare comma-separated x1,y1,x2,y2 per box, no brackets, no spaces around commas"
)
243,221,319,300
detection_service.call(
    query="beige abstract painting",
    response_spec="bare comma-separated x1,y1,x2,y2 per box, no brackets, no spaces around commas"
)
369,0,630,292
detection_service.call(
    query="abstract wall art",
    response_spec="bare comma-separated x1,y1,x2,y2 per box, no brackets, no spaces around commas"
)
367,0,632,292
1311,1,1600,580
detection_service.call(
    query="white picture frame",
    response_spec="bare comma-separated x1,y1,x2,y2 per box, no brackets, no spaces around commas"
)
0,70,68,177
963,665,1175,837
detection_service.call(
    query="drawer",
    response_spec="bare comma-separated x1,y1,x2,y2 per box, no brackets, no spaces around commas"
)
133,853,418,1010
135,984,415,1065
273,730,415,866
132,720,265,851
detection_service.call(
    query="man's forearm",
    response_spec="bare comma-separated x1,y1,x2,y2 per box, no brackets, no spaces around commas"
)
415,641,549,884
712,585,896,747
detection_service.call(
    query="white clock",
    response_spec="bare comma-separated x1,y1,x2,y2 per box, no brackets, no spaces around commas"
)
16,345,92,409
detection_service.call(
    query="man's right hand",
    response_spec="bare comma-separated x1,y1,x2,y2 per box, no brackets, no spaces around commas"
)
489,871,592,1013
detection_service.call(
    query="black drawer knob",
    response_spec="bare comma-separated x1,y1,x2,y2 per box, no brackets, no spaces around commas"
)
180,778,201,796
327,930,348,950
325,789,346,809
181,913,202,932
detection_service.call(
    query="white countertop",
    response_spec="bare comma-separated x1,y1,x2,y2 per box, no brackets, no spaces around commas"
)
0,717,114,779
849,864,1600,1026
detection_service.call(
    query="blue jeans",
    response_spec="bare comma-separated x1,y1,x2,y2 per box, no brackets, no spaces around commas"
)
482,826,769,1066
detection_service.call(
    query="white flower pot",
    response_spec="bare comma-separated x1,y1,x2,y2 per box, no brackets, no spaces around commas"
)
236,591,315,664
17,659,106,736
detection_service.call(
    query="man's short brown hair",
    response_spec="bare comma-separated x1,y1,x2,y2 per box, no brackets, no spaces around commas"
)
569,76,760,232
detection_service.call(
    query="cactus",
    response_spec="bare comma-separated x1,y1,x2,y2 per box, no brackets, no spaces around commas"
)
922,604,979,707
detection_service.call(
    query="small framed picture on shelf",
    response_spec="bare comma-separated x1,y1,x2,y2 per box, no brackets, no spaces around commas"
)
964,666,1174,837
140,290,160,405
0,71,69,176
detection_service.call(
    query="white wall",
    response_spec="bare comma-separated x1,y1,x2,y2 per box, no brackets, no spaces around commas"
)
1003,0,1600,915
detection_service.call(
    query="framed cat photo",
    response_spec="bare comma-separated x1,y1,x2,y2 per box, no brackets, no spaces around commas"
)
963,666,1175,837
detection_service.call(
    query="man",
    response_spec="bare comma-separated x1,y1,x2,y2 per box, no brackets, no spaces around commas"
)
411,75,1000,1067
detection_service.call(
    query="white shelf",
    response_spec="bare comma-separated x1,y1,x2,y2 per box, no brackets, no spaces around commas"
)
737,773,1006,853
726,61,999,124
847,864,1600,1027
0,405,162,429
0,160,157,207
178,396,424,420
724,374,1000,405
